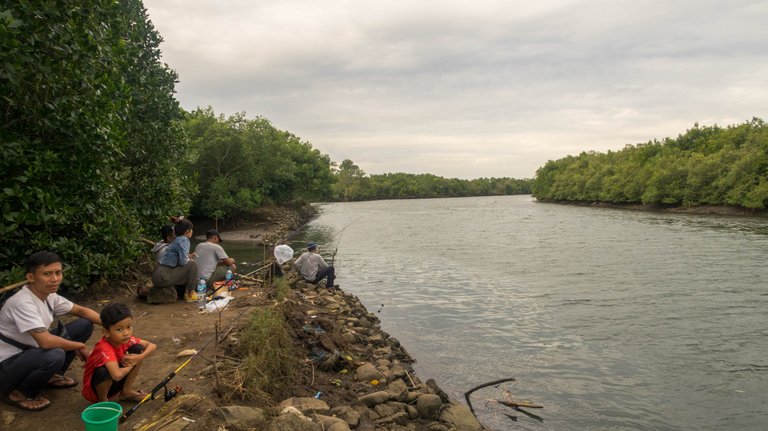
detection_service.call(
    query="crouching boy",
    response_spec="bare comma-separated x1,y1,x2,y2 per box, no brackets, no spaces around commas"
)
82,303,156,402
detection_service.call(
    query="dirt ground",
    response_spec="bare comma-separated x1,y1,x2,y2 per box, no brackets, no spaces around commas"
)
0,280,275,430
0,210,316,431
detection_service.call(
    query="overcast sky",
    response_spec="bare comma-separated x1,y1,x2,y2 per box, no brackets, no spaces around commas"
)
143,0,768,179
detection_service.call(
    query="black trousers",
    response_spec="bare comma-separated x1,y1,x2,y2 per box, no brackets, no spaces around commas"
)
0,318,93,398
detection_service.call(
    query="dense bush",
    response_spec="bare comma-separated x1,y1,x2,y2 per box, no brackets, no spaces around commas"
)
0,1,189,289
532,118,768,209
184,108,334,221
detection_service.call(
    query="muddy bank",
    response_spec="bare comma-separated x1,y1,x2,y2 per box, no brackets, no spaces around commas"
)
195,204,318,244
535,198,768,216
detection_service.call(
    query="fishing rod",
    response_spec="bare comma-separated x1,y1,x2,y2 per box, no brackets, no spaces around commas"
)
331,216,362,265
120,304,251,423
119,335,215,422
240,217,316,278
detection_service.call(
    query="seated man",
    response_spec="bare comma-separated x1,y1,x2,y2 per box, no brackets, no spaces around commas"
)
194,229,237,291
0,251,101,411
294,242,337,290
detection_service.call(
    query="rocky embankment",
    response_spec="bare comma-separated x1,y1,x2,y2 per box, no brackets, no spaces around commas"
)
135,205,487,430
141,271,486,431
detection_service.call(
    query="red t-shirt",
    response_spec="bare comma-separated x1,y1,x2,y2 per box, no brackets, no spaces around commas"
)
82,336,142,402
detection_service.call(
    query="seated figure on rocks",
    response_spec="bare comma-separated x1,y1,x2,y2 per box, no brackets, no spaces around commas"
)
150,218,198,304
294,242,337,291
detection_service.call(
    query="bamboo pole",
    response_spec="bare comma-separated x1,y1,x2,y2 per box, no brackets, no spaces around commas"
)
0,280,26,295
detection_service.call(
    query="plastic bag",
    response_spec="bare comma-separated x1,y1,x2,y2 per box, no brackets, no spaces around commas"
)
274,244,294,264
203,296,234,313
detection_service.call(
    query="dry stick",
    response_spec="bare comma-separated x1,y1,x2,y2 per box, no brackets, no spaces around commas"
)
140,237,156,246
404,368,417,388
239,274,263,283
463,377,517,416
213,321,222,396
0,280,26,295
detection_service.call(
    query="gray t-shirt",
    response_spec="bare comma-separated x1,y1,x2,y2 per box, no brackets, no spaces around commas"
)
194,241,229,279
294,252,328,281
0,286,73,361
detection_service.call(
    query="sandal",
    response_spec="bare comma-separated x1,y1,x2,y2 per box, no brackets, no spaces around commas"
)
46,374,78,389
4,394,51,411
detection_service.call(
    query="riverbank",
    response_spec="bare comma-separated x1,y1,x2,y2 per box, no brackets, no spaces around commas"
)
534,198,768,216
0,205,485,431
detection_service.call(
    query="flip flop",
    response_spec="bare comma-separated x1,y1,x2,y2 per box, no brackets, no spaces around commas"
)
46,374,78,389
4,394,51,411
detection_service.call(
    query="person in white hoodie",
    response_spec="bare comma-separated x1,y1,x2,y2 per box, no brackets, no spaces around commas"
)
294,242,337,290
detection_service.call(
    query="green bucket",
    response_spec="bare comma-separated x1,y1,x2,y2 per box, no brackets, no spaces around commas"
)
81,401,123,431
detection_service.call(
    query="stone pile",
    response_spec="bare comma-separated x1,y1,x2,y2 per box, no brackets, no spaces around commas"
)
138,275,486,430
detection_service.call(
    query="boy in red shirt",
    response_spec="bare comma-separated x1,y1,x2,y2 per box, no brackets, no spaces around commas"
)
82,303,156,402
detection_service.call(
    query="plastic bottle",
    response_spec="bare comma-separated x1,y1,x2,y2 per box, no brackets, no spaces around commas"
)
197,277,207,309
225,268,233,282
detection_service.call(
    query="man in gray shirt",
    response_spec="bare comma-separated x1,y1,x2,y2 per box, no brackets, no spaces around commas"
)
194,229,237,289
294,242,337,291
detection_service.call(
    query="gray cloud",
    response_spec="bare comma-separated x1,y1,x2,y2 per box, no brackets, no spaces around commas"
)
145,0,768,179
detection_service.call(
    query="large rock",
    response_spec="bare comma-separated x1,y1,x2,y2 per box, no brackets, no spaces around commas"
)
268,413,321,431
330,405,361,428
356,391,390,407
373,411,409,426
212,405,268,429
278,397,330,415
439,401,482,431
374,403,395,418
387,379,408,402
356,362,384,382
147,285,177,304
314,414,351,431
416,394,443,420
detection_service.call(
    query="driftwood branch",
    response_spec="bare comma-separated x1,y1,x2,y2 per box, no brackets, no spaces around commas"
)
464,377,516,416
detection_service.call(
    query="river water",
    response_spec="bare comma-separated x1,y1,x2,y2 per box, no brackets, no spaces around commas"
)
236,195,768,430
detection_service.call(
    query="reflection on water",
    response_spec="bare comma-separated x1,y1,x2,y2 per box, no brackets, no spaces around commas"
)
267,196,768,431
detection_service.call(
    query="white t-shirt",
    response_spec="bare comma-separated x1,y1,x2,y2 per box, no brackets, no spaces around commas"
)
0,286,73,362
194,241,229,279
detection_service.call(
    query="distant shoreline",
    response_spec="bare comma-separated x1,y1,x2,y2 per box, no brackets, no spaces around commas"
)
534,199,768,217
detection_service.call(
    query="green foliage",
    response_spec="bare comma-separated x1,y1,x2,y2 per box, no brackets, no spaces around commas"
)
0,1,189,289
184,108,334,221
532,118,768,209
331,159,533,201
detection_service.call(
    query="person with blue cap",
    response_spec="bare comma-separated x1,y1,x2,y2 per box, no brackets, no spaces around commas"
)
293,241,337,291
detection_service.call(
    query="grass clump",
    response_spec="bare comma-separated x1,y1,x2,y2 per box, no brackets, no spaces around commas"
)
231,307,297,404
270,276,291,301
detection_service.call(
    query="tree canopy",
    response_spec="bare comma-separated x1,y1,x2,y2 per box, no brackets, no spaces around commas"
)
184,108,335,221
532,118,768,209
332,160,532,201
1,1,189,288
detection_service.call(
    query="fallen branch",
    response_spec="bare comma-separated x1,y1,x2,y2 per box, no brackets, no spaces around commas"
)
464,377,516,416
